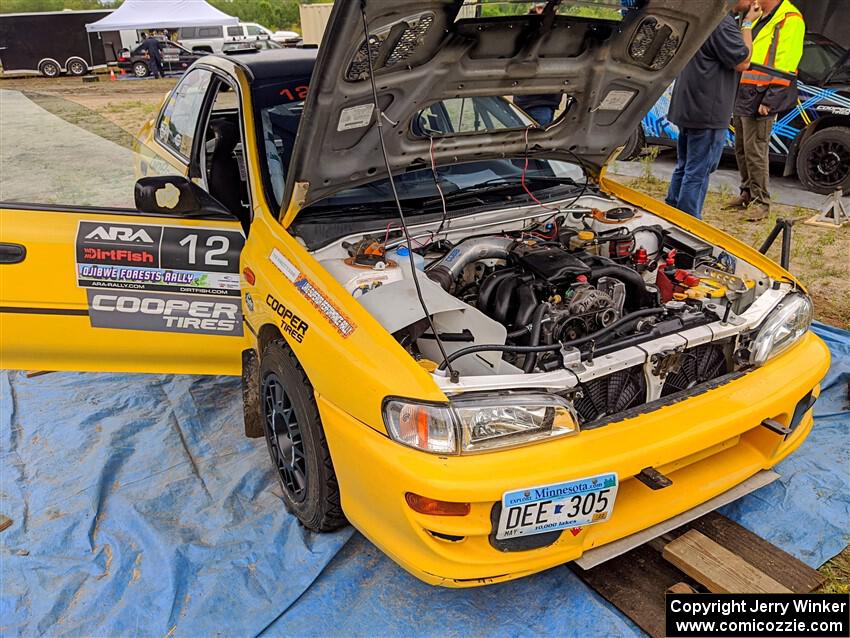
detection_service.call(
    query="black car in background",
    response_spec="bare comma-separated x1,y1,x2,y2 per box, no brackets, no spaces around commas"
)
116,40,202,78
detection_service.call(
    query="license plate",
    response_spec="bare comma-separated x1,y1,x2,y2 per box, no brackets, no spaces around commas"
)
496,472,618,540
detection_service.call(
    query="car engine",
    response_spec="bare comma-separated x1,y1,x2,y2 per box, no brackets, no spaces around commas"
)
316,203,766,425
421,218,735,372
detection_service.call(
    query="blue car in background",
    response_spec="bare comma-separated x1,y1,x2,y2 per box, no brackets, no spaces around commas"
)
620,33,850,194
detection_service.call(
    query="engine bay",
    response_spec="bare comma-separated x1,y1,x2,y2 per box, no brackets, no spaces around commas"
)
310,194,785,425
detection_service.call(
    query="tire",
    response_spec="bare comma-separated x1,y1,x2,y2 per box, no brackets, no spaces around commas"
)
67,59,87,76
38,60,60,78
795,126,850,195
133,61,150,78
618,125,645,161
259,339,346,532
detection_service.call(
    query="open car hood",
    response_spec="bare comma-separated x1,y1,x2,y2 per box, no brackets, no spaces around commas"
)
281,0,733,224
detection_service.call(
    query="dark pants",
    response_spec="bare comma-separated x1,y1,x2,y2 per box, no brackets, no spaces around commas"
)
525,105,556,126
733,114,776,205
665,127,727,219
149,57,163,79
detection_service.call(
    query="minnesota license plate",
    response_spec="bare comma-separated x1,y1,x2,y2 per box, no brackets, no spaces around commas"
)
496,472,618,540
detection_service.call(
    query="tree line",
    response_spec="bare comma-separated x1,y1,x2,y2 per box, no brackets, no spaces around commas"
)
0,0,624,30
0,0,331,32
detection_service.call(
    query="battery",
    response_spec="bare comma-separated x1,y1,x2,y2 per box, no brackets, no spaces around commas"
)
663,227,712,269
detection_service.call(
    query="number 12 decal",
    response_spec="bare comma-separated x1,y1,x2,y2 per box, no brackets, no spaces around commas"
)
179,233,231,267
279,85,309,102
161,227,244,274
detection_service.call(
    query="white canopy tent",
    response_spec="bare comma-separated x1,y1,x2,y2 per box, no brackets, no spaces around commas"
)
85,0,238,32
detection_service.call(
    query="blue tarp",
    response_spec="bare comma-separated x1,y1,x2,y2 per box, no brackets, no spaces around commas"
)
2,323,848,637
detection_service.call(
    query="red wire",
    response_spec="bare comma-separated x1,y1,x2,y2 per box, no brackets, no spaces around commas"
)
521,125,561,215
385,221,428,248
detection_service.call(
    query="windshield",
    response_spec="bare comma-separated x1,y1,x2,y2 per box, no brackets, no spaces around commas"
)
254,84,584,219
304,158,583,214
798,36,849,84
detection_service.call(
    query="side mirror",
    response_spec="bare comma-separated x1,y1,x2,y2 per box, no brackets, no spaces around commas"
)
134,175,234,219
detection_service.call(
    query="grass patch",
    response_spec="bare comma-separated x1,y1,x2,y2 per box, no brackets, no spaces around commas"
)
102,99,156,114
819,544,850,594
22,91,136,150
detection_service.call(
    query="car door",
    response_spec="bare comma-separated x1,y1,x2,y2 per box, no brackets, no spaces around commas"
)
0,67,248,376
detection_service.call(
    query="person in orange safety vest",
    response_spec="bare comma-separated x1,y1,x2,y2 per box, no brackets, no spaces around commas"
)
723,0,805,221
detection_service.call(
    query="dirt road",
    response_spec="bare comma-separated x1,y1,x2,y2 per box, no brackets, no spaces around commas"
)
0,75,176,135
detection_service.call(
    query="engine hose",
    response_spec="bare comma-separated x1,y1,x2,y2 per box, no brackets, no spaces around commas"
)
476,268,515,312
588,265,653,311
507,326,527,339
437,307,666,371
427,236,515,291
523,302,551,373
592,315,647,347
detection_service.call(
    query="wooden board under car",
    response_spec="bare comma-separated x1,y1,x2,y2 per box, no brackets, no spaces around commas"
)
571,511,825,638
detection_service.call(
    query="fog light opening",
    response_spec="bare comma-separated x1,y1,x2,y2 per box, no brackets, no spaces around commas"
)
405,492,470,516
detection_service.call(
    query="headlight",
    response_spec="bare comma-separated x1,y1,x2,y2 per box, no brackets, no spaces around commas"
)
750,293,813,365
383,393,578,454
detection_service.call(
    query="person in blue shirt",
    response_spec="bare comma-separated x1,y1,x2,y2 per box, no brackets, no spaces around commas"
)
664,2,761,219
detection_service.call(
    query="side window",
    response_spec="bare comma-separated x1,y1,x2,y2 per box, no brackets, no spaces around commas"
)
246,25,263,36
181,27,197,39
198,26,222,38
227,26,243,37
797,42,839,81
156,69,213,159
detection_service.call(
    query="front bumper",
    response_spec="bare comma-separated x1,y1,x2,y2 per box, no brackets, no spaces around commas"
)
318,331,829,587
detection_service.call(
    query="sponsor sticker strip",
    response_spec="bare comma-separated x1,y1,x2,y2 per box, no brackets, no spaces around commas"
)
270,248,356,338
77,264,239,297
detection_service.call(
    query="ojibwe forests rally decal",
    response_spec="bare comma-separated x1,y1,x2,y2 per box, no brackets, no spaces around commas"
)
75,221,245,336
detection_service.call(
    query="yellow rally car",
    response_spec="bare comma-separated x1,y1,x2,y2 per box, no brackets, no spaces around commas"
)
0,1,830,586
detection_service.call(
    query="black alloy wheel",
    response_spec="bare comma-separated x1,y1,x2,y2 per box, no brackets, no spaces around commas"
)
258,339,346,531
262,372,307,502
796,126,850,194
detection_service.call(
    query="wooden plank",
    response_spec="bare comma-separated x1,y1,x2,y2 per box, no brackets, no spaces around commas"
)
683,511,825,593
575,470,780,569
663,529,791,594
570,544,702,638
